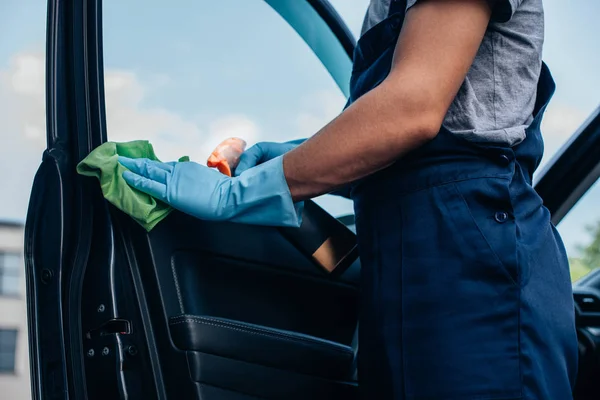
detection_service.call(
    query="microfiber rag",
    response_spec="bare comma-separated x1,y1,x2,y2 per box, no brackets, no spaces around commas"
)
76,140,189,231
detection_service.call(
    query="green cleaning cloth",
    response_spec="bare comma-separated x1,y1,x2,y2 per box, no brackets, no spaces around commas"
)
76,140,189,231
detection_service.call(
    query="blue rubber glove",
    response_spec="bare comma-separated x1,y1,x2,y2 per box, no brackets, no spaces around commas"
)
118,155,303,227
236,139,352,199
234,139,306,176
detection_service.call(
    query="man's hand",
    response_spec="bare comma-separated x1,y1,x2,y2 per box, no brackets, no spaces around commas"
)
283,0,494,201
118,155,304,228
234,139,305,176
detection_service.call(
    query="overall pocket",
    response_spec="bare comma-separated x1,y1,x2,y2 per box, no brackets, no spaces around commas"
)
450,177,521,287
400,178,522,400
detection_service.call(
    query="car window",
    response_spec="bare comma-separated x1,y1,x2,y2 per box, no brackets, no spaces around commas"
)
0,3,596,227
328,0,370,38
539,0,600,282
537,0,600,170
559,180,600,282
102,0,355,217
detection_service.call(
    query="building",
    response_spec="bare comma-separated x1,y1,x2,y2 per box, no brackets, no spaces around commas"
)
0,221,31,399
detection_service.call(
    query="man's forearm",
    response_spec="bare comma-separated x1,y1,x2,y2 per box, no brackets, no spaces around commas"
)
283,78,442,202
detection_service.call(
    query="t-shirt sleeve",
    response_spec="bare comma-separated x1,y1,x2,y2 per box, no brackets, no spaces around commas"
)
404,0,522,23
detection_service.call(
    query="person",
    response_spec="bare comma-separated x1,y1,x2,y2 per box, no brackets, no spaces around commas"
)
118,0,578,398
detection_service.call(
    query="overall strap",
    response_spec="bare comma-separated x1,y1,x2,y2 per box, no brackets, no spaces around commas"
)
388,0,407,17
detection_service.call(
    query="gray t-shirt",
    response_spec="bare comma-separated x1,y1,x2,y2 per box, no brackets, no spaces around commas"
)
361,0,544,146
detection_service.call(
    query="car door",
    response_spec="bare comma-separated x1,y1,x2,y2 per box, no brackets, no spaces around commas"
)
23,0,600,399
25,1,361,399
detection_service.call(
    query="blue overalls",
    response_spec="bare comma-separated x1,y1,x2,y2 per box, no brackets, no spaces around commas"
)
347,2,579,399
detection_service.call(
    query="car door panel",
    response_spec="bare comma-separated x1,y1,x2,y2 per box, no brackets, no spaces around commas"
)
193,383,263,400
167,251,358,344
187,352,359,399
108,199,360,399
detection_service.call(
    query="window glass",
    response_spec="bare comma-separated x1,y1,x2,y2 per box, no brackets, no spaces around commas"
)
0,253,21,297
539,0,600,282
101,1,599,224
559,181,600,282
328,0,370,38
536,0,600,170
102,0,355,217
0,329,17,373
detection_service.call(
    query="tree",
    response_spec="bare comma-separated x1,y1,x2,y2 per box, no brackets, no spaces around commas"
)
580,221,600,269
571,221,600,281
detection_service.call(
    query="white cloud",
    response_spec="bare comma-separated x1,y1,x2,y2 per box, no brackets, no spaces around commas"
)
104,70,204,161
103,69,264,163
9,53,45,97
208,115,260,151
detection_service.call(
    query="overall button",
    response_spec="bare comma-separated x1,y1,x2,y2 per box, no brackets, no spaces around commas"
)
499,154,511,165
494,211,509,223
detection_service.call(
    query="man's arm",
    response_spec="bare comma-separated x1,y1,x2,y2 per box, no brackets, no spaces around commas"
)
284,0,494,202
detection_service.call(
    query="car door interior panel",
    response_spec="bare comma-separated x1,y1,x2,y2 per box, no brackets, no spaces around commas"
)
166,250,358,343
187,352,359,399
168,315,355,380
111,207,360,399
193,383,263,400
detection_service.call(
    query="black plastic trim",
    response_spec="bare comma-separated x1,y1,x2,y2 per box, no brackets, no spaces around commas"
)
337,214,356,227
307,0,357,60
26,0,109,398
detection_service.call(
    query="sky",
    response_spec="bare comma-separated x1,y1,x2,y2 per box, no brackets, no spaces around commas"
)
0,0,599,259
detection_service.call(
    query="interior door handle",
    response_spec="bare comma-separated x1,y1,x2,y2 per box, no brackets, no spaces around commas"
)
86,318,132,339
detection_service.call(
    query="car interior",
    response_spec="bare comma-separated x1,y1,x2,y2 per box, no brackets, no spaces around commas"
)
23,0,600,399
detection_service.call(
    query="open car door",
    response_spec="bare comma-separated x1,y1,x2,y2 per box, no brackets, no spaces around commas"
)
24,0,600,399
25,1,361,399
